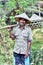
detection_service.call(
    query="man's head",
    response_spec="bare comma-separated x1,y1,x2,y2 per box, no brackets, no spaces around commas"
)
19,18,27,26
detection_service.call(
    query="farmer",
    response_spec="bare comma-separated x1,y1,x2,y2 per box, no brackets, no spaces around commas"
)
8,13,32,65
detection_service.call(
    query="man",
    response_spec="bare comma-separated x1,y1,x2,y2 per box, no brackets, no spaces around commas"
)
8,13,32,65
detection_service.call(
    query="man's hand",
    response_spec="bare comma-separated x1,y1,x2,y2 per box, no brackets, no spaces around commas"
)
25,50,29,58
7,27,11,32
10,33,16,40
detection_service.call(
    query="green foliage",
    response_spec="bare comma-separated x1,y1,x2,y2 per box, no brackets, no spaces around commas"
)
0,0,43,65
6,0,16,10
30,49,43,65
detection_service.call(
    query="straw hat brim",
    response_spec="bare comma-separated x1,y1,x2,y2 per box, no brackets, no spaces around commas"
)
14,13,31,24
15,17,31,24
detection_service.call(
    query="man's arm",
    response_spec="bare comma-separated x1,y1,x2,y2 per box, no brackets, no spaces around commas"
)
7,27,16,40
25,41,31,58
27,41,31,51
10,32,16,40
25,28,32,58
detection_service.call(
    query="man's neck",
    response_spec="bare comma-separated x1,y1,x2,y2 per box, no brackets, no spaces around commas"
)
19,25,25,30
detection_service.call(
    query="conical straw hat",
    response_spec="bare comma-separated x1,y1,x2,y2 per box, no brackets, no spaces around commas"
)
15,13,31,24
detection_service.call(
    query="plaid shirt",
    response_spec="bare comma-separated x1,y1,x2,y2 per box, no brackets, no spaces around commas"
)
12,25,32,54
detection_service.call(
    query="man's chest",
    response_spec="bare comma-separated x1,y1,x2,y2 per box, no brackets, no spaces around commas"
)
14,28,29,40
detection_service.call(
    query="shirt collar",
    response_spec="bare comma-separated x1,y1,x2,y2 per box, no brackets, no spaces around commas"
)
18,25,26,29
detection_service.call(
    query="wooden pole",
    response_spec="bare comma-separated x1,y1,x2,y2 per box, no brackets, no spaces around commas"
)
0,24,30,30
0,24,18,30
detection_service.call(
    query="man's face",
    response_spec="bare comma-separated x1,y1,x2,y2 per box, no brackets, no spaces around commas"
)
19,18,26,26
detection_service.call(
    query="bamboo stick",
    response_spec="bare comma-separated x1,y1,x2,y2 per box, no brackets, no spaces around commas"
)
0,24,18,30
0,24,30,30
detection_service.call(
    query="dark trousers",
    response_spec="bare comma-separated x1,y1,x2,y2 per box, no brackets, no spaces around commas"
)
13,52,25,65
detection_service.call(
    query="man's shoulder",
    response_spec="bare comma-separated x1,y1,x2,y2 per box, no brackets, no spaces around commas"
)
25,25,31,30
12,25,19,32
13,24,19,29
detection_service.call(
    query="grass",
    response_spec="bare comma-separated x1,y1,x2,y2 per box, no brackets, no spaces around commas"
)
32,28,43,50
